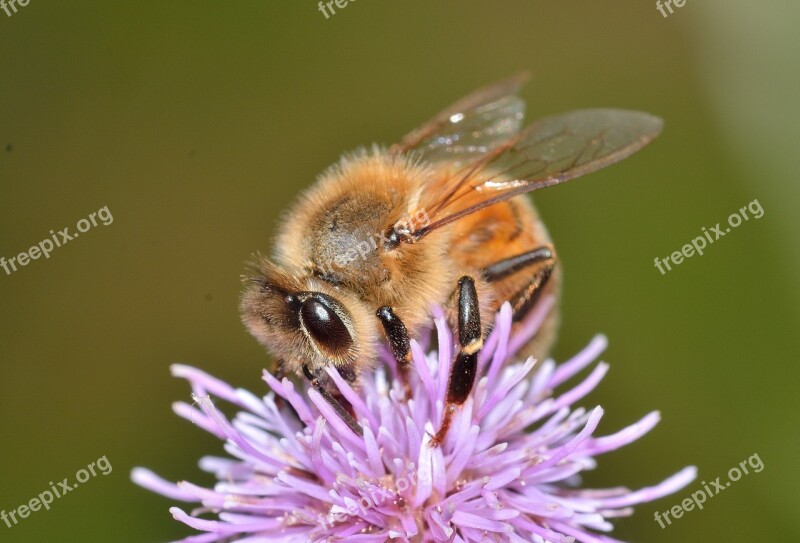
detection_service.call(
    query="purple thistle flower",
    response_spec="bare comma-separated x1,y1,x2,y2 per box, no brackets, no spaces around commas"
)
133,298,695,542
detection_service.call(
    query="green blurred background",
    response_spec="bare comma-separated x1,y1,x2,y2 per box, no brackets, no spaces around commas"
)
1,2,798,541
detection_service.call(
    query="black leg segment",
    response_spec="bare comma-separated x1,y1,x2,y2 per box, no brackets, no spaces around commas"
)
447,352,478,405
433,275,483,446
482,246,554,282
303,363,362,436
456,276,482,353
510,264,554,321
376,306,412,378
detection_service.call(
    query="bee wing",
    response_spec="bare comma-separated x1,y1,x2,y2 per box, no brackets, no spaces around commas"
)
411,108,663,239
392,73,529,165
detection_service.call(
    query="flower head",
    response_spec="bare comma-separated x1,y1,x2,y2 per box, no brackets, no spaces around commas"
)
133,298,695,542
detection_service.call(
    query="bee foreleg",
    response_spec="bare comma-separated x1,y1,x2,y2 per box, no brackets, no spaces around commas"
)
432,275,482,447
376,306,412,388
302,363,363,436
482,245,555,282
272,359,290,413
274,359,288,381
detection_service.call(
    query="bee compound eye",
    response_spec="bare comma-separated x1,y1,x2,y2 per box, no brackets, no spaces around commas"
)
300,296,353,357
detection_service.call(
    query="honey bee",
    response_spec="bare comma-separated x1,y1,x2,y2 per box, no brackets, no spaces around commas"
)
240,74,662,443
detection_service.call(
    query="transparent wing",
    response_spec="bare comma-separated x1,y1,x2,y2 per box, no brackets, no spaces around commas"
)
413,108,664,238
392,73,529,165
406,95,526,166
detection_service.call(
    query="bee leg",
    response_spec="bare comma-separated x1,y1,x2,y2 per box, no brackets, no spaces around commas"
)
509,263,555,322
482,245,555,283
273,359,290,412
481,245,556,321
302,363,363,436
432,276,482,447
329,364,362,427
336,362,358,385
376,306,413,391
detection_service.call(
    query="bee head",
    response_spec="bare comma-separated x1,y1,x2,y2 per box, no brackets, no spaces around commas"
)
240,257,375,376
